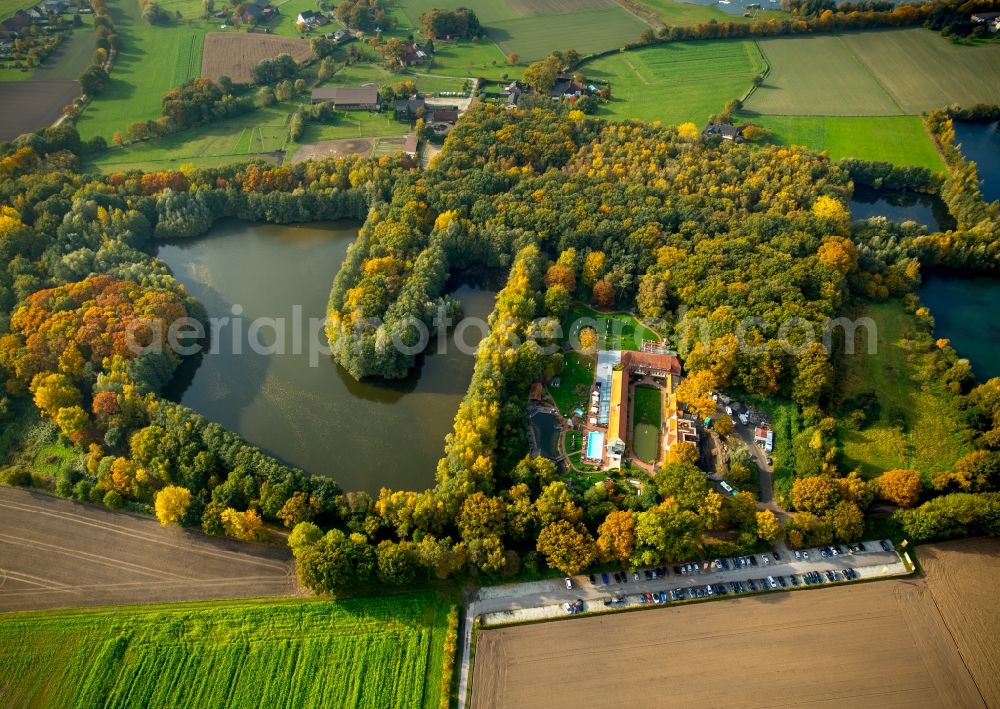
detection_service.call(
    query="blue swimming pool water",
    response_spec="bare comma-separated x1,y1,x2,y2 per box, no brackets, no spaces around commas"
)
586,430,604,459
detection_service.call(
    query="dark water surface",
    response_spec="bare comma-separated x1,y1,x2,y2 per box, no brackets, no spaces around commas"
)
954,120,1000,204
158,220,494,493
919,271,1000,382
850,186,953,231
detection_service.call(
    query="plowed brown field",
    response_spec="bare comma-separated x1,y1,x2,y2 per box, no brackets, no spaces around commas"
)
472,540,1000,708
201,33,313,84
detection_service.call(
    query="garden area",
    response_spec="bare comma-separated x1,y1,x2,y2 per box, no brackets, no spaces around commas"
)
562,302,660,352
549,351,595,417
632,385,662,464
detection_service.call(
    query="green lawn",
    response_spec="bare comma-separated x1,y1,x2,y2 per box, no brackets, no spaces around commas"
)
837,300,969,480
398,0,522,25
487,6,649,61
424,39,509,80
563,302,661,352
75,0,207,140
550,351,596,417
632,384,661,463
0,592,457,709
746,114,946,172
584,40,765,125
322,60,467,95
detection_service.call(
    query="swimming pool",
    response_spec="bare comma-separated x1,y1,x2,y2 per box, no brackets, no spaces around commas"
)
586,430,605,460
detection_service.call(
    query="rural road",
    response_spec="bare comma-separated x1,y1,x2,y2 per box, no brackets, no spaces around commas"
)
457,543,903,708
0,487,297,612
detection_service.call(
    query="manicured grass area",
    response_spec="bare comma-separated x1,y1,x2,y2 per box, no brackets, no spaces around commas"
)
564,428,583,454
487,7,649,61
584,40,765,125
299,111,409,141
746,114,946,172
84,104,292,172
323,60,467,94
549,351,595,417
632,385,661,463
841,28,1000,114
837,300,969,480
748,35,901,116
0,592,457,708
563,302,660,352
75,0,207,140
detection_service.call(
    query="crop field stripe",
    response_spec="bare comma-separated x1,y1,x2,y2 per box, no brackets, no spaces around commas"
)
835,35,903,114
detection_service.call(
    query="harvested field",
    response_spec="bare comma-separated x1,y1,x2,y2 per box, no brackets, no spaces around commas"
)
472,575,988,708
201,32,313,84
487,7,649,60
0,80,79,140
290,137,374,163
0,487,295,612
919,537,1000,706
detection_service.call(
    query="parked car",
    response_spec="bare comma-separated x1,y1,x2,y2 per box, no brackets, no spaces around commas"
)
602,572,610,584
858,543,867,552
802,550,809,560
749,555,758,567
880,540,891,552
762,555,770,566
777,575,787,588
773,550,781,561
794,550,801,561
747,579,757,591
644,570,652,580
589,574,596,584
633,572,640,582
565,577,573,589
790,575,800,586
673,565,682,575
767,575,777,589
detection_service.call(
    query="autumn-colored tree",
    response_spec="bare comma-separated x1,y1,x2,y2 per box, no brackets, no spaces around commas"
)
675,369,717,420
817,236,858,275
755,509,782,543
31,372,81,418
790,475,839,514
578,326,598,354
592,279,614,308
535,481,582,526
536,519,596,575
506,52,519,64
545,263,576,291
581,250,605,287
811,195,850,235
155,485,191,526
457,491,506,540
663,441,699,467
221,507,263,541
596,509,635,564
714,414,734,437
54,405,89,444
878,468,922,507
279,491,320,528
544,284,571,317
677,122,699,140
826,500,864,542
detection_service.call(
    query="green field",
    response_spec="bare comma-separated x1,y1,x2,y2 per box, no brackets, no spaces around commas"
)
749,35,901,116
75,0,207,140
425,39,509,80
84,104,292,171
487,7,649,60
322,60,467,94
584,40,765,125
747,114,945,172
837,300,969,480
634,0,790,26
563,303,660,352
632,384,661,463
0,592,456,708
399,0,523,25
746,30,1000,116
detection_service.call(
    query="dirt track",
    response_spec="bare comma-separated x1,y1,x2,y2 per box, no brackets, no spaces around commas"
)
472,571,988,708
289,138,374,163
0,487,296,612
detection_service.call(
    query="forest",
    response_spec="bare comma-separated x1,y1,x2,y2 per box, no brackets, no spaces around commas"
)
0,103,998,594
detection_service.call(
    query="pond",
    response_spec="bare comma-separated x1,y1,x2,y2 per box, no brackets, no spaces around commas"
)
954,120,1000,204
529,410,562,461
850,186,954,231
158,220,495,494
919,271,1000,382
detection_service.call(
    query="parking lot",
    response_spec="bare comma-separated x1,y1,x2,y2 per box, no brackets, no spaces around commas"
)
478,540,906,625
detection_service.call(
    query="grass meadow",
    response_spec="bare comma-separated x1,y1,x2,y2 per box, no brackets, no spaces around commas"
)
585,40,764,124
746,114,945,172
634,0,790,25
75,0,207,140
836,300,969,480
0,592,457,709
550,351,596,416
487,6,648,60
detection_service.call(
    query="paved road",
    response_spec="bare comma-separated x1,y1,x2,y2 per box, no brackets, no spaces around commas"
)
457,542,903,709
0,487,297,612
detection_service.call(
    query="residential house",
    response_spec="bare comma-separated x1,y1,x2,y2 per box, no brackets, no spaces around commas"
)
703,122,745,142
403,133,418,158
310,84,379,110
397,40,427,67
503,81,523,108
548,76,586,99
297,10,328,27
393,95,425,120
426,107,458,134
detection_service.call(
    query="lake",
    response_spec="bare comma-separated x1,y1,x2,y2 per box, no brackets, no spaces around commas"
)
919,272,1000,382
954,120,1000,204
158,220,494,494
850,186,954,231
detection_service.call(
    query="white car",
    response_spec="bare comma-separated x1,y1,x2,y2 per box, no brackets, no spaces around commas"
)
794,550,801,560
762,554,770,566
725,406,733,416
565,577,572,589
802,550,810,560
767,575,777,589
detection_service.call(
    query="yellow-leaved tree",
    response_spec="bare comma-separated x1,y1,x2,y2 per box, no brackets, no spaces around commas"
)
155,485,191,526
